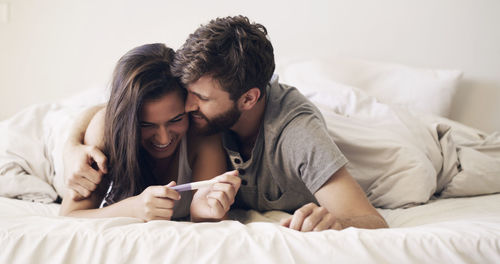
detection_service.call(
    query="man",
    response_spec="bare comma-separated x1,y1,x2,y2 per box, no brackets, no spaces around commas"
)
64,16,387,231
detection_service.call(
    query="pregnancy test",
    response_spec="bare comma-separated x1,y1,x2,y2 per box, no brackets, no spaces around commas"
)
171,179,218,192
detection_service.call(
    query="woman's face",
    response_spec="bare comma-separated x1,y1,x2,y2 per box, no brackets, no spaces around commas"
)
139,91,188,160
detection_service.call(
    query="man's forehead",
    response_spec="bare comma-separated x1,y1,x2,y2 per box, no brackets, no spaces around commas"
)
188,75,225,95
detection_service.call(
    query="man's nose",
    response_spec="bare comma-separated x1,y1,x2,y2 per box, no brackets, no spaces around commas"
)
185,93,199,113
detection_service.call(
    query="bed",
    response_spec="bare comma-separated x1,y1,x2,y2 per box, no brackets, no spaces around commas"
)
1,58,500,263
1,194,500,263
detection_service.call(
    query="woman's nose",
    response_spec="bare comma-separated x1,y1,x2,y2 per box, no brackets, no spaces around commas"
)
155,126,170,144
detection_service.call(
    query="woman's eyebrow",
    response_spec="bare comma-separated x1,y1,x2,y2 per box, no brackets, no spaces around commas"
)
170,112,186,121
140,112,185,124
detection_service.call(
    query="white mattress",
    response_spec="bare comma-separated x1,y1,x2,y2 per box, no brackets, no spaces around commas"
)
1,194,500,264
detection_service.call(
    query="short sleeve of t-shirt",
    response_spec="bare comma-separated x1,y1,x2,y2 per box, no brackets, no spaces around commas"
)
277,113,348,194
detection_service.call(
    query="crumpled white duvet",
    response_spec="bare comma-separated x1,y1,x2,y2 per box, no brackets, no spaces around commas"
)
0,88,108,202
290,75,500,208
1,83,500,209
0,104,78,203
1,194,500,263
1,85,500,263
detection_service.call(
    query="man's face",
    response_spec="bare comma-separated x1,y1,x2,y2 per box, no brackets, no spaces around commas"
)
185,76,241,135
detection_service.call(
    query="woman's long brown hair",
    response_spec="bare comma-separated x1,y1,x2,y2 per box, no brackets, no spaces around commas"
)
99,43,186,205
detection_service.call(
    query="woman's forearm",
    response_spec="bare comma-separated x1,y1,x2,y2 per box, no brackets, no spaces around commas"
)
60,195,139,220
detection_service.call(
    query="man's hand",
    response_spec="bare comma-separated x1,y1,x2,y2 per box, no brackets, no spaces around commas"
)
130,182,181,222
63,142,108,200
280,203,342,232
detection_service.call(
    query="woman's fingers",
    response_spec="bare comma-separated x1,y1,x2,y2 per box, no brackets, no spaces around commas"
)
151,207,174,220
211,183,236,204
206,190,230,212
206,196,226,218
150,185,181,200
214,170,241,190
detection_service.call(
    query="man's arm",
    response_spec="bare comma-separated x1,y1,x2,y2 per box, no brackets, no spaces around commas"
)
281,166,388,231
314,167,387,229
63,105,108,199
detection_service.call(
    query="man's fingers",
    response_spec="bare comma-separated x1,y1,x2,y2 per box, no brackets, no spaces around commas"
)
74,175,98,192
77,163,102,185
69,183,91,199
87,146,108,174
69,190,85,201
313,214,336,232
301,206,329,232
280,216,292,227
289,203,316,231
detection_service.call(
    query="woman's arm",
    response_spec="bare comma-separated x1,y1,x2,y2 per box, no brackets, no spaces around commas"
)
59,182,181,221
188,133,241,222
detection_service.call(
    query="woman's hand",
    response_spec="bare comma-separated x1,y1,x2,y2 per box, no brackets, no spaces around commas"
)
131,181,181,222
190,170,241,221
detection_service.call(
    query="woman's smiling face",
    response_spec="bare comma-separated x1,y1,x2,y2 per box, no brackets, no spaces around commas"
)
139,91,189,160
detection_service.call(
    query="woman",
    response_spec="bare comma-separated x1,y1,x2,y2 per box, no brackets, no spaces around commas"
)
59,43,240,221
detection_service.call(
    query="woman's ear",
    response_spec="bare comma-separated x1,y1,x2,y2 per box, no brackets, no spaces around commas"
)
238,88,261,110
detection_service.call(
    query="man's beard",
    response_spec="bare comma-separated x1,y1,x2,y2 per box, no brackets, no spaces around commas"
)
190,104,241,136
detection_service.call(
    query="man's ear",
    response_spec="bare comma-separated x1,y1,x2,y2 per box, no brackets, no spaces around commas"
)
238,88,261,110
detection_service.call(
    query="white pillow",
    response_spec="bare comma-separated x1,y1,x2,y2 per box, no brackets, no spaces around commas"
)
278,57,462,117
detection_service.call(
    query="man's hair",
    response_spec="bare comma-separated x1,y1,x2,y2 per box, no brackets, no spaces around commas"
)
101,43,186,204
172,15,275,101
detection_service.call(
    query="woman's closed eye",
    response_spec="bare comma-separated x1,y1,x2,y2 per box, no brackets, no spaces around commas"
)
140,122,153,128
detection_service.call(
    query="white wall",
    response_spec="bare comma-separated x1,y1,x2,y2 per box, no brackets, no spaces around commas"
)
1,0,499,132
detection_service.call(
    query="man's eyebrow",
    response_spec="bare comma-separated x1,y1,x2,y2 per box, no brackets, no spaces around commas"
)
190,90,208,99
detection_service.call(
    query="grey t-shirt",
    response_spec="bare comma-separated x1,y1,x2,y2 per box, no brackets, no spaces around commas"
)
222,75,348,213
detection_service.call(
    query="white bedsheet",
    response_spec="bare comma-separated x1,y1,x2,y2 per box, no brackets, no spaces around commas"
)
1,194,500,263
1,84,500,263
